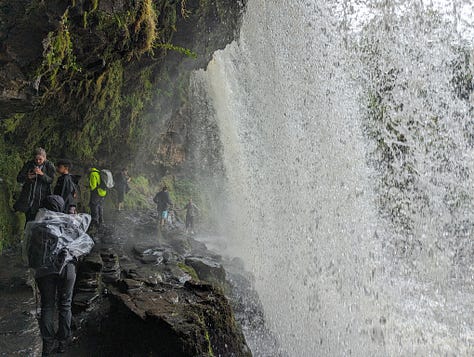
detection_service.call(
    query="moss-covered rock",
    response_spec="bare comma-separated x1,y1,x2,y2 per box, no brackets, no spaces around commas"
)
0,133,25,249
1,0,245,163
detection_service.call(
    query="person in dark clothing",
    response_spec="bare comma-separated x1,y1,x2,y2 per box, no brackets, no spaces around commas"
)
25,195,94,356
115,167,130,211
53,159,77,214
15,148,56,222
180,198,200,234
153,186,173,227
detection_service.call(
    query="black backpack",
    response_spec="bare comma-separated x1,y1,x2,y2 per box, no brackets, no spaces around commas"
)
27,224,60,270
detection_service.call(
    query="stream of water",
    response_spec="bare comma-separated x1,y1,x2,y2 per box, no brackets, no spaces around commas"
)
191,1,474,355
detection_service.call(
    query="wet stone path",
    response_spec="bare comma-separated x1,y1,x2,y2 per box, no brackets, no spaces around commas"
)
0,251,41,356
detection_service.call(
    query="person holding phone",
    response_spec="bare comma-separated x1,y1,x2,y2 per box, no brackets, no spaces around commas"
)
15,147,56,221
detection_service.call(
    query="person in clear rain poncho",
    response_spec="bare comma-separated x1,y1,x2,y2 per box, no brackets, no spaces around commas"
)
24,195,94,356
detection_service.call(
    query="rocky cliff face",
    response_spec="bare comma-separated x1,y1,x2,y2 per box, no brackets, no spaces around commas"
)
0,0,244,159
0,0,245,250
0,0,43,117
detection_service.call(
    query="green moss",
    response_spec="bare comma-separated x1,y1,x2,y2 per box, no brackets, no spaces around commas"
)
6,0,186,167
158,0,177,33
83,10,88,28
2,113,24,134
131,0,158,57
0,189,24,253
0,135,25,253
155,43,197,58
123,176,155,210
91,0,98,12
177,262,199,280
0,187,14,252
180,0,191,19
37,10,80,96
204,329,214,357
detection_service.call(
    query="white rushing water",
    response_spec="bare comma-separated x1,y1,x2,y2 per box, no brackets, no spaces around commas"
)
191,1,473,356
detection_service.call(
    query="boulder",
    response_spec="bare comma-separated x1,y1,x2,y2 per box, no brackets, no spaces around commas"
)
185,256,226,286
100,274,251,357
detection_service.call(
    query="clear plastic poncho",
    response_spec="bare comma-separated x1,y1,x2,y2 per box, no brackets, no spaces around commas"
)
24,209,95,277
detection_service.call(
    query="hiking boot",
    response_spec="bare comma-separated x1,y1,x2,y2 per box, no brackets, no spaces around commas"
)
56,336,73,354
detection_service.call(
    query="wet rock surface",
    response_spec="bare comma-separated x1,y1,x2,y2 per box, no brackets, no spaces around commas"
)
185,256,227,287
0,250,41,356
67,210,252,356
0,209,280,356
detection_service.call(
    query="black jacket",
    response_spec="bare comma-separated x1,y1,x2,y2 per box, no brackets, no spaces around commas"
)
153,190,172,211
54,174,76,213
16,160,55,212
115,172,130,193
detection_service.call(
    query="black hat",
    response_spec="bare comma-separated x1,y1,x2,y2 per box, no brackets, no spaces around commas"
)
42,195,65,213
56,159,73,169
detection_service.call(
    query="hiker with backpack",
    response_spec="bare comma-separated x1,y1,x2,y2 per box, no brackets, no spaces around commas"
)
24,195,94,356
53,159,78,214
14,147,56,222
153,186,173,228
88,167,114,227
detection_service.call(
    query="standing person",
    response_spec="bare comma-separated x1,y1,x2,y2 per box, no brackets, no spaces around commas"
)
115,167,131,211
153,186,173,228
166,209,175,226
53,159,77,214
15,147,55,222
182,198,200,234
88,167,106,227
25,195,94,356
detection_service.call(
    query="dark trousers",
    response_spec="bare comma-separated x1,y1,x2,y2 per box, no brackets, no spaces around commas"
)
25,206,39,222
89,192,104,225
117,189,125,203
36,263,76,350
186,215,194,230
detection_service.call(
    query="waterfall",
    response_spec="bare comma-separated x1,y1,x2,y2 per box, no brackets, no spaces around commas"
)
191,1,473,355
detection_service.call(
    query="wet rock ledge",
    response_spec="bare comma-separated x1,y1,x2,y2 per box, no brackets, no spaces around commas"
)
70,221,252,357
